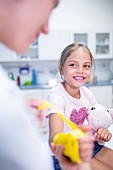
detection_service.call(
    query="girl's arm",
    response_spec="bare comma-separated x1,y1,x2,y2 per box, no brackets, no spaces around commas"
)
49,113,64,145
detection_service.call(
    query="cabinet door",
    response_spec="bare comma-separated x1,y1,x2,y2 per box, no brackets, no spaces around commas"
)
41,89,50,99
38,30,71,60
70,30,93,53
22,89,42,99
89,86,112,108
22,89,51,99
92,30,112,59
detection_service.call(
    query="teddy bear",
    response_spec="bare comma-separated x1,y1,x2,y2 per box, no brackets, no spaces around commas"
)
87,104,113,144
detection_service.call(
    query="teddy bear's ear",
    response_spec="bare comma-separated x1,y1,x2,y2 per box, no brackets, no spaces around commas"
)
108,108,113,120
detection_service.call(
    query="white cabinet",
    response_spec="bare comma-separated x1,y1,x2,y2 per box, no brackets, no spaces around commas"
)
38,30,71,60
70,30,93,53
22,89,42,99
89,85,113,108
22,89,50,100
1,30,112,61
38,29,113,60
70,30,113,59
41,89,50,99
92,30,113,59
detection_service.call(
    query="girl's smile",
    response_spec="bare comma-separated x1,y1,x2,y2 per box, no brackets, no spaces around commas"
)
73,76,86,81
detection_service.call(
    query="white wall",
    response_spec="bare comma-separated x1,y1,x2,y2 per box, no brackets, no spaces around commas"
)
49,0,113,29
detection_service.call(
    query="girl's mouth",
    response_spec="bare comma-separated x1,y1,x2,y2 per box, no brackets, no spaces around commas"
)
73,76,85,81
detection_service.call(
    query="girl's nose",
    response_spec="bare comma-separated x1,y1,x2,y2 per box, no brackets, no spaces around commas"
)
76,66,84,74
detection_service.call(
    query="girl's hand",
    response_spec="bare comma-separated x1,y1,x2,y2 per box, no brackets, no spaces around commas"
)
95,127,112,142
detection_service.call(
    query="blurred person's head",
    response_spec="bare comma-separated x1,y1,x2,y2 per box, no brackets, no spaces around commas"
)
0,0,59,53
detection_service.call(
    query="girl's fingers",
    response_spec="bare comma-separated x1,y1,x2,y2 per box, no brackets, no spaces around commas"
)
78,136,94,162
97,128,112,141
50,142,56,154
104,133,112,142
80,150,93,162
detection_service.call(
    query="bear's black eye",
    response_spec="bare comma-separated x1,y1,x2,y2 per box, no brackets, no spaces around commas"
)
107,110,109,112
91,107,96,110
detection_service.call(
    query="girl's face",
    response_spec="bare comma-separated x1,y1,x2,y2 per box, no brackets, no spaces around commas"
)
61,47,92,89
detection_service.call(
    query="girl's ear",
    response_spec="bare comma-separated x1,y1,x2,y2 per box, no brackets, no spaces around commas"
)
59,67,64,81
59,66,62,75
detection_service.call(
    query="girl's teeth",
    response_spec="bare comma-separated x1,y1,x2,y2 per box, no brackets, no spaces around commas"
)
75,77,83,80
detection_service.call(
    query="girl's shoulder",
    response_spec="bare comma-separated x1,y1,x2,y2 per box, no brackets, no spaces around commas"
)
46,83,66,114
47,83,68,107
80,86,97,104
81,86,94,95
49,82,65,95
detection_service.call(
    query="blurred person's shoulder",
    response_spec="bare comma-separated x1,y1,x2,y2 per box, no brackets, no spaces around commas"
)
0,65,25,109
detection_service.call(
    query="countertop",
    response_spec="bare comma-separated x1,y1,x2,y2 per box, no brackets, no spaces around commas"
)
20,84,52,90
20,81,113,90
86,80,113,87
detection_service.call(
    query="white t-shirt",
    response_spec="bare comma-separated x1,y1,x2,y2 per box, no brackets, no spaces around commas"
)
46,82,97,134
0,65,53,170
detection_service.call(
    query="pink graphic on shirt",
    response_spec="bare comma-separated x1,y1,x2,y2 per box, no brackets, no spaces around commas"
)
70,107,88,125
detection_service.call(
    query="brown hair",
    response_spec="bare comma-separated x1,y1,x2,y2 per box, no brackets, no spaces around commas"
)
59,43,94,69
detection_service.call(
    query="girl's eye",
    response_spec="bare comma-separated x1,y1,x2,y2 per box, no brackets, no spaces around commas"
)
69,63,77,67
84,65,91,69
70,64,75,66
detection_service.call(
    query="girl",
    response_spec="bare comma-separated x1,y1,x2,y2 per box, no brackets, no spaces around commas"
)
46,43,113,170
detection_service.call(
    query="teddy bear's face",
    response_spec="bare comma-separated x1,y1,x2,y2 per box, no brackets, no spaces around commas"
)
88,104,113,131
